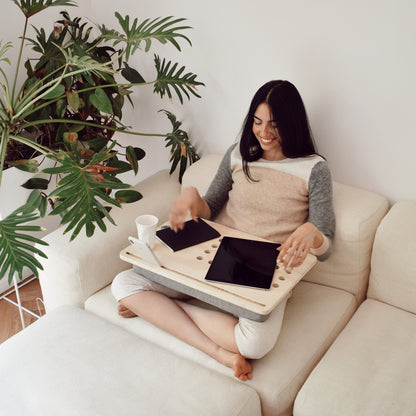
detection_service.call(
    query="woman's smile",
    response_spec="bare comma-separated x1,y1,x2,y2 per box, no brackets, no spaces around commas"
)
252,103,285,160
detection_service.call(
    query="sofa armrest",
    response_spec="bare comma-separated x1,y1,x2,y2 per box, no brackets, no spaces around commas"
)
37,169,181,312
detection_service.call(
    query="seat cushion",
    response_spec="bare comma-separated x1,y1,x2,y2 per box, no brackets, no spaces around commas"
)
368,200,416,313
294,299,416,416
0,305,260,416
86,280,357,415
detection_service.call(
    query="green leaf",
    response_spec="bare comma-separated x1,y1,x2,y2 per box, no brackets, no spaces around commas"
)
133,147,146,161
7,159,39,173
121,62,145,83
23,190,43,214
126,145,138,174
99,14,192,61
125,146,145,175
87,136,109,151
67,91,80,111
106,159,132,174
46,149,131,241
159,110,200,182
0,40,12,65
42,83,65,100
12,0,77,19
114,190,143,204
0,208,48,283
21,178,49,190
90,88,113,114
153,55,204,104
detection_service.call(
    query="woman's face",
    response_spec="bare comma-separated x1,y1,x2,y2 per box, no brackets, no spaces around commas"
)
252,103,284,161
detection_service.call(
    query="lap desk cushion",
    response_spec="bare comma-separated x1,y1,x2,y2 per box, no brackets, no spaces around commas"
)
293,299,416,416
0,305,261,416
85,280,357,415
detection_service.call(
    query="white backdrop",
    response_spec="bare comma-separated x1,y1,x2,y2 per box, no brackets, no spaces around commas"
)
88,0,416,204
2,0,415,203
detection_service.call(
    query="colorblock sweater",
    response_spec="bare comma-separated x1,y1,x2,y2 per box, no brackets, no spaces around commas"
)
203,144,335,261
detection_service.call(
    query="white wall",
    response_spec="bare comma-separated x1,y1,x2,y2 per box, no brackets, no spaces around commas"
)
89,0,416,203
3,0,415,201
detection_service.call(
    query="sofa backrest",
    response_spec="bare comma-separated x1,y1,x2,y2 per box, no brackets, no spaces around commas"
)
182,154,389,304
367,200,416,314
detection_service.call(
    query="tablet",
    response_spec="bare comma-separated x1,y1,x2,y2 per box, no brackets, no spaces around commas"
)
205,237,280,290
156,218,221,252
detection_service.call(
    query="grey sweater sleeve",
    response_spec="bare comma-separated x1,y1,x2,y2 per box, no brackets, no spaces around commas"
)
203,143,237,219
308,161,336,261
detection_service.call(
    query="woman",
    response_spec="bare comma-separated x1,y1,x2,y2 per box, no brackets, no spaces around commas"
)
112,80,335,381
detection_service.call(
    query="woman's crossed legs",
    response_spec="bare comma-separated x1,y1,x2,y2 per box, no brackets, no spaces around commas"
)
112,269,288,381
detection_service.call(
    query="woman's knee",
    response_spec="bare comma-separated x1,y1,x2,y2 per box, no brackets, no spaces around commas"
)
111,269,153,302
235,321,280,359
235,298,288,359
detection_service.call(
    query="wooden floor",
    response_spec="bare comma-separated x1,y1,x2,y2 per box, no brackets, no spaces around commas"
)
0,277,44,345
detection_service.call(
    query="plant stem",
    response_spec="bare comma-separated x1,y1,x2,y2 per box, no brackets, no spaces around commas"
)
0,127,10,186
11,16,29,104
19,118,168,138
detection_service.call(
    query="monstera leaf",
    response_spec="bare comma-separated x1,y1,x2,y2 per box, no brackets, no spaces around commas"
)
161,110,199,182
0,207,48,284
43,145,133,240
154,55,204,104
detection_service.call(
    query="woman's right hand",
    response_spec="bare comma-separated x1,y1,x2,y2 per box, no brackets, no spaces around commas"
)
169,186,211,232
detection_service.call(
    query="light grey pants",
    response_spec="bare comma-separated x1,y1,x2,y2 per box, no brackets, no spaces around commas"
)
112,268,289,359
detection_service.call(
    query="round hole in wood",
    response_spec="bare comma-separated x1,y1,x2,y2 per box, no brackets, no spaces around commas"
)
196,256,203,260
211,244,218,248
208,260,212,264
272,283,279,288
279,276,285,281
204,250,210,254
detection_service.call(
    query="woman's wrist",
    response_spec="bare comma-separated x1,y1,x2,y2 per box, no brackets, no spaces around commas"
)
310,233,330,256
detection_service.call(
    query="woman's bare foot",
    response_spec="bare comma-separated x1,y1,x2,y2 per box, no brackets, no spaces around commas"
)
214,347,252,381
118,304,137,318
231,354,252,381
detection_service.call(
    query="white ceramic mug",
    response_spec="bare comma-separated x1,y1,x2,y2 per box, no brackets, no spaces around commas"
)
135,214,159,249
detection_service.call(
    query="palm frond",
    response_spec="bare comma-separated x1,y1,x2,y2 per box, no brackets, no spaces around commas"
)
0,41,12,66
99,14,192,61
0,207,48,283
153,55,204,104
43,146,132,241
12,0,77,18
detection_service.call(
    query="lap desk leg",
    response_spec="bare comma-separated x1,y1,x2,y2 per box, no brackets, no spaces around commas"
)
0,305,261,416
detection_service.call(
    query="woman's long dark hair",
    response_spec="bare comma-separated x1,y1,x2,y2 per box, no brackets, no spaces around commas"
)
240,80,317,180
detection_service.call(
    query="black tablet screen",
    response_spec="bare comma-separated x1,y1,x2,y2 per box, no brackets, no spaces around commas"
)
205,237,280,289
156,219,221,252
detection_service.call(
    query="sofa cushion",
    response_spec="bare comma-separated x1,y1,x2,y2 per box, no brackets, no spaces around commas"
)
294,299,416,416
0,305,261,416
368,200,416,313
86,280,356,415
304,182,388,303
181,155,389,304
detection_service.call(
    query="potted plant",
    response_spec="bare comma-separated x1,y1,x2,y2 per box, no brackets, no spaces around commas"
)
0,0,203,285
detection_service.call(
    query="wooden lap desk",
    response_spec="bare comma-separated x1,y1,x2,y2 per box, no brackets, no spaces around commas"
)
120,220,317,322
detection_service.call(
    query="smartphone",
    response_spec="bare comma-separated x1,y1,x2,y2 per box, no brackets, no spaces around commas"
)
128,236,161,267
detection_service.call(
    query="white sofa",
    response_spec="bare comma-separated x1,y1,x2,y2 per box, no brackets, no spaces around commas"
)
9,154,390,415
294,200,416,416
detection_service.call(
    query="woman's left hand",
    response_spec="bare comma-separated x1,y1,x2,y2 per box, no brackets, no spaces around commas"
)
277,222,323,271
